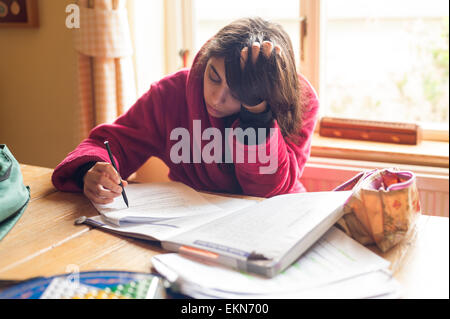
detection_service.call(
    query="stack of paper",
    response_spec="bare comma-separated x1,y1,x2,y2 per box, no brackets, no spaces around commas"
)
151,227,401,299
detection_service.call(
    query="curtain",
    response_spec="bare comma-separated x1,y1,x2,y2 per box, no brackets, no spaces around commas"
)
74,0,136,139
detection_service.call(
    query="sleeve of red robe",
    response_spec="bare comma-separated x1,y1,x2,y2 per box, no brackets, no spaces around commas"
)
52,83,167,192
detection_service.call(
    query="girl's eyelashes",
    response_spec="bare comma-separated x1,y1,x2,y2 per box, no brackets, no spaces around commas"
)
209,75,220,83
208,70,221,83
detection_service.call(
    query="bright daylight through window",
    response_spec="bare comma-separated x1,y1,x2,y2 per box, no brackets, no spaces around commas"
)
193,0,449,130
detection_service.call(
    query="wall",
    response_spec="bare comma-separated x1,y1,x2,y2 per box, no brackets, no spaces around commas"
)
0,0,79,168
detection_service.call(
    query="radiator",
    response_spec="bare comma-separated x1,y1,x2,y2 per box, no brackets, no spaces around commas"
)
300,157,449,217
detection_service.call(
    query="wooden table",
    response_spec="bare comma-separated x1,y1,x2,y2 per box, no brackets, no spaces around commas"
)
0,164,448,298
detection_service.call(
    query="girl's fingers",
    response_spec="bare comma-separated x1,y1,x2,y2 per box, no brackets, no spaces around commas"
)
261,41,274,58
94,184,122,198
83,162,127,205
274,44,282,56
251,42,261,65
93,171,123,193
94,162,121,184
85,187,114,205
240,47,248,70
244,41,281,67
84,178,121,199
84,183,121,204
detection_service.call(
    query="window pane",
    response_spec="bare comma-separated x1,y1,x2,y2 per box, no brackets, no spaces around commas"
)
193,0,300,66
321,0,449,125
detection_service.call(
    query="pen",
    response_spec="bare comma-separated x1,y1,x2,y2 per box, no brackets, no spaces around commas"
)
104,141,129,208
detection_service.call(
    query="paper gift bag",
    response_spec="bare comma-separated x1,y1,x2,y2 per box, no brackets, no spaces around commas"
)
334,168,421,252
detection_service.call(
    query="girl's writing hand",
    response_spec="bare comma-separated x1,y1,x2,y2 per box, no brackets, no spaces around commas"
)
83,162,128,204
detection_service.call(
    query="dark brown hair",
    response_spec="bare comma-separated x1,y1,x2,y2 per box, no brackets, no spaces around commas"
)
195,17,308,141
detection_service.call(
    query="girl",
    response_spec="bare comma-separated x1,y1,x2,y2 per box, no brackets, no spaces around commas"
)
52,17,319,204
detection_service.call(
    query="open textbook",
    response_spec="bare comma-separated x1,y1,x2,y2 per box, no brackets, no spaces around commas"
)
82,182,352,277
152,227,401,299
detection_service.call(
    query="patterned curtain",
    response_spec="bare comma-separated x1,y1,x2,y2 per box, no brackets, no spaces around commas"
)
74,0,136,139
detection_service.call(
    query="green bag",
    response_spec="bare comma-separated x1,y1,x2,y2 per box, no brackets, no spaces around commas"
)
0,145,30,241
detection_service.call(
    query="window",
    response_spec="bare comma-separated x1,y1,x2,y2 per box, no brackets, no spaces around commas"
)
185,0,449,141
192,0,301,67
324,2,448,122
302,0,449,139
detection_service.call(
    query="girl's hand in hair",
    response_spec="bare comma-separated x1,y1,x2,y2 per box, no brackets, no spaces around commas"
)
240,41,282,69
239,41,282,114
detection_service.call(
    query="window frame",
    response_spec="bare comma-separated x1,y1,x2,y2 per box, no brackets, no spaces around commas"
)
299,0,449,142
181,0,448,143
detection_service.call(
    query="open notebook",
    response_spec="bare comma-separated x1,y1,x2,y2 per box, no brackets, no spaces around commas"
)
80,182,352,277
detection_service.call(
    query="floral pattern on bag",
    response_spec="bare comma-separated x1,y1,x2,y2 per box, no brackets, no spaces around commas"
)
334,168,421,252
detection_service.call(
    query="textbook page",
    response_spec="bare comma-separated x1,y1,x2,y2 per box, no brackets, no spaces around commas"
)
92,182,257,226
152,227,394,297
87,182,259,241
165,191,352,261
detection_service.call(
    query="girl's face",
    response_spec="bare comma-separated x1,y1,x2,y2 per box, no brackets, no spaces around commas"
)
203,56,241,118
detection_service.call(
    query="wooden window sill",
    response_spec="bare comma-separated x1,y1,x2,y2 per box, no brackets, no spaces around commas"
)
311,133,449,168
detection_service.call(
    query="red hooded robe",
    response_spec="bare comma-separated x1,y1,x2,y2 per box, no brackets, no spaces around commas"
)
52,51,319,197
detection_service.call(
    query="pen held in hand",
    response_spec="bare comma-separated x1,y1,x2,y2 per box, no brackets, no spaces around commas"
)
104,141,129,208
